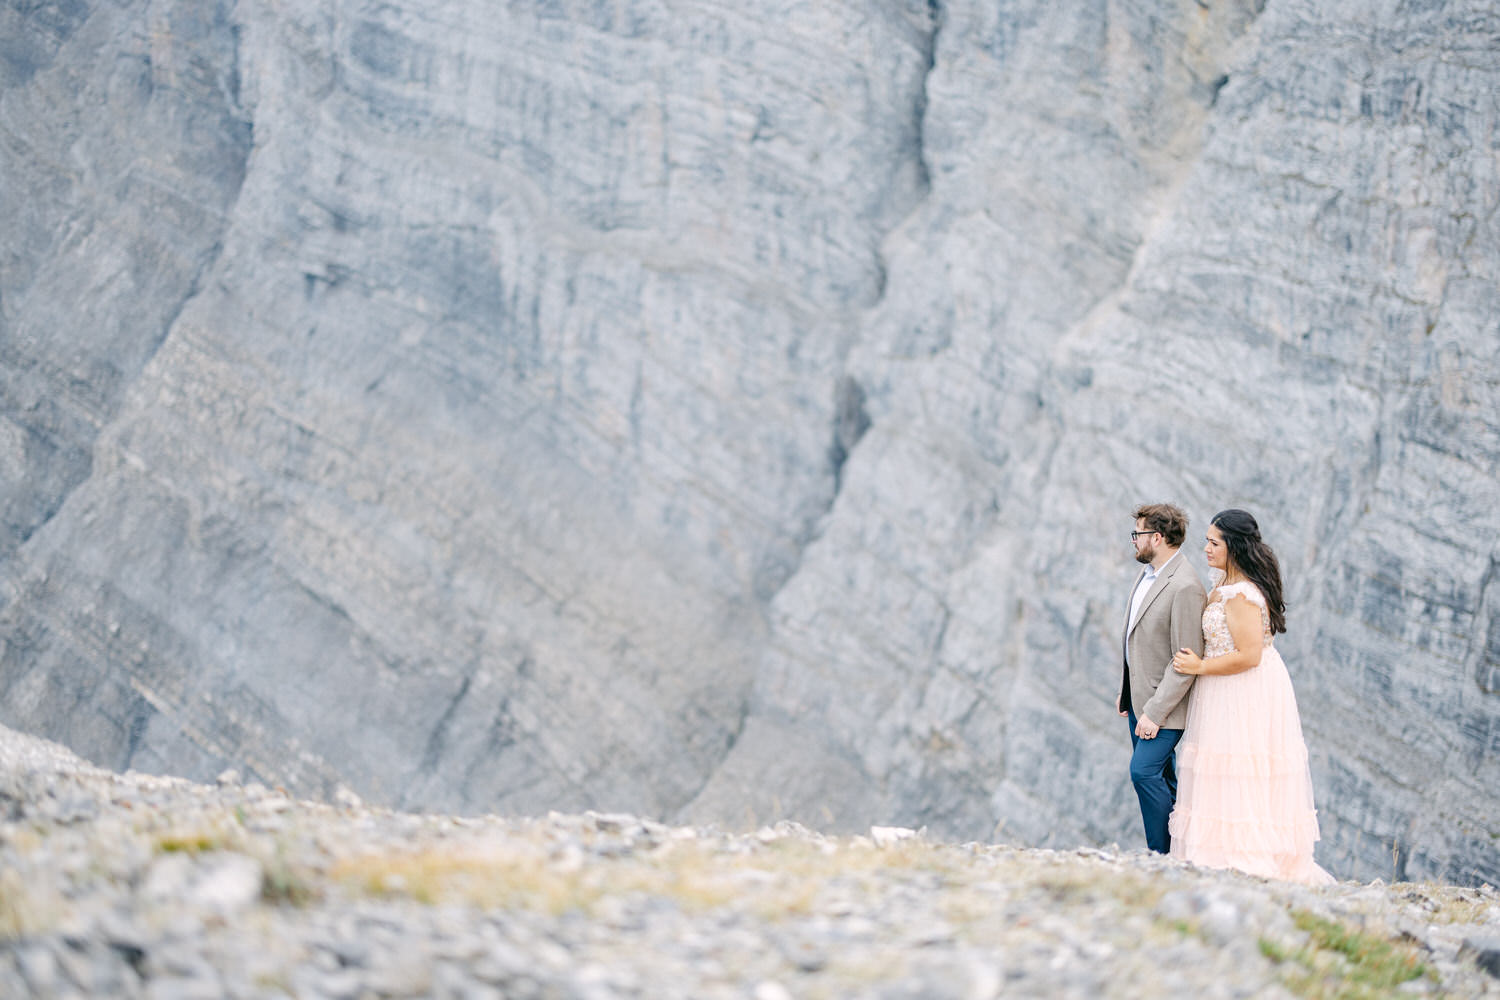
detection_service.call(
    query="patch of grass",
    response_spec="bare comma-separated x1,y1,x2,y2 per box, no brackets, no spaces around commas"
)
1390,881,1495,925
1260,908,1430,1000
935,854,1172,947
1030,865,1164,910
151,808,246,855
1297,910,1429,986
330,833,986,918
260,848,318,907
156,831,228,854
152,819,318,908
335,838,832,915
1259,937,1291,963
339,845,580,911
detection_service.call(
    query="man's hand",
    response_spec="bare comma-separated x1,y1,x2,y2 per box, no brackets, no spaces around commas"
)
1135,713,1160,739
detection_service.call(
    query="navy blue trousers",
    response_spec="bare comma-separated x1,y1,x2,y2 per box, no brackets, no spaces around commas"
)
1126,707,1183,854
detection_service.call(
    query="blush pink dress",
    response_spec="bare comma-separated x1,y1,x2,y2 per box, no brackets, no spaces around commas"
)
1168,580,1333,884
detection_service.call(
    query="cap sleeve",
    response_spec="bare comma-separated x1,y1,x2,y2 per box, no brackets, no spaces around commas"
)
1220,581,1267,609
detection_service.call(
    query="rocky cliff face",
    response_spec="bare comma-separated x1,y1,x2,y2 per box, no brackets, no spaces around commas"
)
1,0,1497,886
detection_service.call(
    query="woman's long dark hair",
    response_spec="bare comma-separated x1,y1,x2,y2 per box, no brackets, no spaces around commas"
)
1213,508,1287,634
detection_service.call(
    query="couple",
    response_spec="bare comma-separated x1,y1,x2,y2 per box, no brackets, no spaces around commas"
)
1119,502,1332,885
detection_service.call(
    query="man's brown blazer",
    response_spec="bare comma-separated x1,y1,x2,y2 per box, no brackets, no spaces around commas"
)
1119,552,1207,731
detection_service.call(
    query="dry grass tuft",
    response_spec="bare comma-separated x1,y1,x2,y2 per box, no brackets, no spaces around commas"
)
0,867,60,939
331,833,986,917
1391,881,1496,925
156,831,230,855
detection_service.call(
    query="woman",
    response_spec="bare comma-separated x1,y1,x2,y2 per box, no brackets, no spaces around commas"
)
1167,509,1332,884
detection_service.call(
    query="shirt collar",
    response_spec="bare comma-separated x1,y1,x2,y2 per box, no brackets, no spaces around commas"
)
1143,549,1179,580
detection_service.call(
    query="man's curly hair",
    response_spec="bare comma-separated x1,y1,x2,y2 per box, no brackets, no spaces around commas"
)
1133,503,1188,547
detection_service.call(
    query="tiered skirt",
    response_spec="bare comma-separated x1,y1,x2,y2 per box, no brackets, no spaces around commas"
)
1168,646,1333,885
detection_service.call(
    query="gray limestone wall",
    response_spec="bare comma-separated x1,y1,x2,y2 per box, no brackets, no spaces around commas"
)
1,0,1496,884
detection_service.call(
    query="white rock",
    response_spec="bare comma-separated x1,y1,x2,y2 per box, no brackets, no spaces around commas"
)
188,854,264,912
870,826,920,847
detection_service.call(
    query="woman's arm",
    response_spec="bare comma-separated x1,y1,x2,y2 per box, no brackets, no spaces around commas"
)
1171,596,1264,676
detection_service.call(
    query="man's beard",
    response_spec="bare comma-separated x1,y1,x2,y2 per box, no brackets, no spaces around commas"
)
1134,545,1157,565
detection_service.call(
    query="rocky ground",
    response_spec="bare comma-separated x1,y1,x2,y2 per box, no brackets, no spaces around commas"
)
1,723,1497,1000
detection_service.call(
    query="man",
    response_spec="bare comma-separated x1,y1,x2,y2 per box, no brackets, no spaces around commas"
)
1118,503,1206,853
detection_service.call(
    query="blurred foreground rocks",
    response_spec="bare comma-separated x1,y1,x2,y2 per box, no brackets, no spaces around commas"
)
3,723,1500,999
1,0,1498,884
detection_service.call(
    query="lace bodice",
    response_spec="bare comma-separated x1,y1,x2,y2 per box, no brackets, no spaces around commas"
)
1202,580,1274,658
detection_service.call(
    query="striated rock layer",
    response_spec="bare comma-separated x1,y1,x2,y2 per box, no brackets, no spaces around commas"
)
1,0,1497,885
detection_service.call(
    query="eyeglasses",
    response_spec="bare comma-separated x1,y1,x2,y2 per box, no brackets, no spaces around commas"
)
1130,530,1159,541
